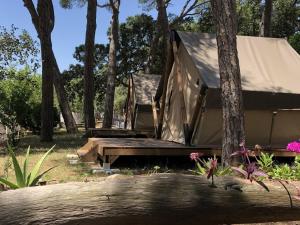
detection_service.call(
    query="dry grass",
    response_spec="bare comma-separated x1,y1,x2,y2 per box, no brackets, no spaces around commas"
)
0,130,107,184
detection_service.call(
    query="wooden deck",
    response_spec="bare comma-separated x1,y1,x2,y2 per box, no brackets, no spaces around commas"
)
77,138,300,165
85,128,154,138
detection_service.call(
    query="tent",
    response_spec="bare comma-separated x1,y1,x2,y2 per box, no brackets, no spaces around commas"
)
160,31,300,148
124,73,161,131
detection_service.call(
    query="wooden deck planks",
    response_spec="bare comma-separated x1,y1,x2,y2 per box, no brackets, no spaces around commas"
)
86,138,299,158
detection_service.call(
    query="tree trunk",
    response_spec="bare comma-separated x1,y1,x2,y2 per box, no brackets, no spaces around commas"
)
153,0,170,101
37,0,54,142
52,53,78,133
147,0,169,75
102,0,120,128
0,174,300,225
211,0,245,166
23,0,77,135
83,0,97,130
259,0,273,37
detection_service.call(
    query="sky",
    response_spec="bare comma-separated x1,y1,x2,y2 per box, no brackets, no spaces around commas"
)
1,0,185,71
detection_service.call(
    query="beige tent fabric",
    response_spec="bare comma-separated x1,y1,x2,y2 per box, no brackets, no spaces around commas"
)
161,31,300,146
271,110,300,145
177,32,300,94
132,74,161,105
162,44,203,144
126,74,160,131
192,109,274,146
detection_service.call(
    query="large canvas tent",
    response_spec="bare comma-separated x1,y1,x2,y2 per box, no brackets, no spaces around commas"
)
160,31,300,148
124,73,161,131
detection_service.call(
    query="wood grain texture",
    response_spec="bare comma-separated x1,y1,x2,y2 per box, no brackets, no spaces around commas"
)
0,174,300,225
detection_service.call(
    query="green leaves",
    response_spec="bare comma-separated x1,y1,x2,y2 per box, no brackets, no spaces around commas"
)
28,145,55,185
0,145,56,189
257,152,274,173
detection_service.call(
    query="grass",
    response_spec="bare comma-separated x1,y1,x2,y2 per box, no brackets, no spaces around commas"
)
0,129,192,186
0,129,107,185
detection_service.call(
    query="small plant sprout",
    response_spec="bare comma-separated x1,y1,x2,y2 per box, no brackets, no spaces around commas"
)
190,152,218,187
0,145,56,189
231,142,252,164
230,142,269,191
207,155,218,187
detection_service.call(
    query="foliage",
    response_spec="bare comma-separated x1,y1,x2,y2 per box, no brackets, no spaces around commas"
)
271,0,300,38
0,25,40,79
270,164,296,180
118,14,156,76
236,0,261,36
257,152,274,173
114,86,127,115
0,69,59,141
230,143,269,191
190,153,222,186
63,14,156,113
0,146,55,189
289,33,300,54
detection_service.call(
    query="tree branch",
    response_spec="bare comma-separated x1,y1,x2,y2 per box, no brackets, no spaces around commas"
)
170,0,209,27
23,0,40,34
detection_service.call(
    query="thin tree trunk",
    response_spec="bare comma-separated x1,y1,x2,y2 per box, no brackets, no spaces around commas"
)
37,0,54,141
83,0,97,130
211,0,245,166
52,53,78,133
259,0,273,37
23,0,77,135
102,0,120,128
147,0,169,75
153,0,170,101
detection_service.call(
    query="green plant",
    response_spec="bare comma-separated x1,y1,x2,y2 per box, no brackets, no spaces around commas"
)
257,152,274,173
270,164,295,180
0,145,56,189
293,156,300,180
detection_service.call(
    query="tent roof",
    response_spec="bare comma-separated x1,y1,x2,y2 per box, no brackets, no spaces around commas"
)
177,31,300,94
132,74,161,105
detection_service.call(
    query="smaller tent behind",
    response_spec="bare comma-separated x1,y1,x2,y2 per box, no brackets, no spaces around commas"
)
124,73,161,132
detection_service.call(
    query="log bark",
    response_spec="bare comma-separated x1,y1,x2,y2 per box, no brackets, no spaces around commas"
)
102,0,120,128
211,0,245,166
0,174,300,225
83,0,97,130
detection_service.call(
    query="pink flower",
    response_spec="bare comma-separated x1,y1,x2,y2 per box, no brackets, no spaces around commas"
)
190,152,203,161
286,141,300,153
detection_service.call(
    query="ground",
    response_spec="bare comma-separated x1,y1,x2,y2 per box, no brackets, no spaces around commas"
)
0,129,187,184
0,130,105,183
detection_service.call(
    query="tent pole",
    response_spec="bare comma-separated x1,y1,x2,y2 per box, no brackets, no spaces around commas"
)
187,85,208,145
151,96,159,136
124,77,131,129
156,32,175,139
268,111,277,148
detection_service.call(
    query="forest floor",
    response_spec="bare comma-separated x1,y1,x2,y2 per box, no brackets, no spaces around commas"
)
0,129,192,184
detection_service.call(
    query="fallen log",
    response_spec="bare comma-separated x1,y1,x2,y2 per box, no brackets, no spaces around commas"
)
0,174,300,225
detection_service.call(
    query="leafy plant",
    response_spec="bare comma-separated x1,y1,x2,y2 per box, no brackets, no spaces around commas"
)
257,152,274,173
0,145,56,189
190,153,218,186
230,143,269,191
294,156,300,180
270,164,295,180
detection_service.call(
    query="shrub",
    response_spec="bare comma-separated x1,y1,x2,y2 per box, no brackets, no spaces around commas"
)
257,152,274,173
0,145,55,189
